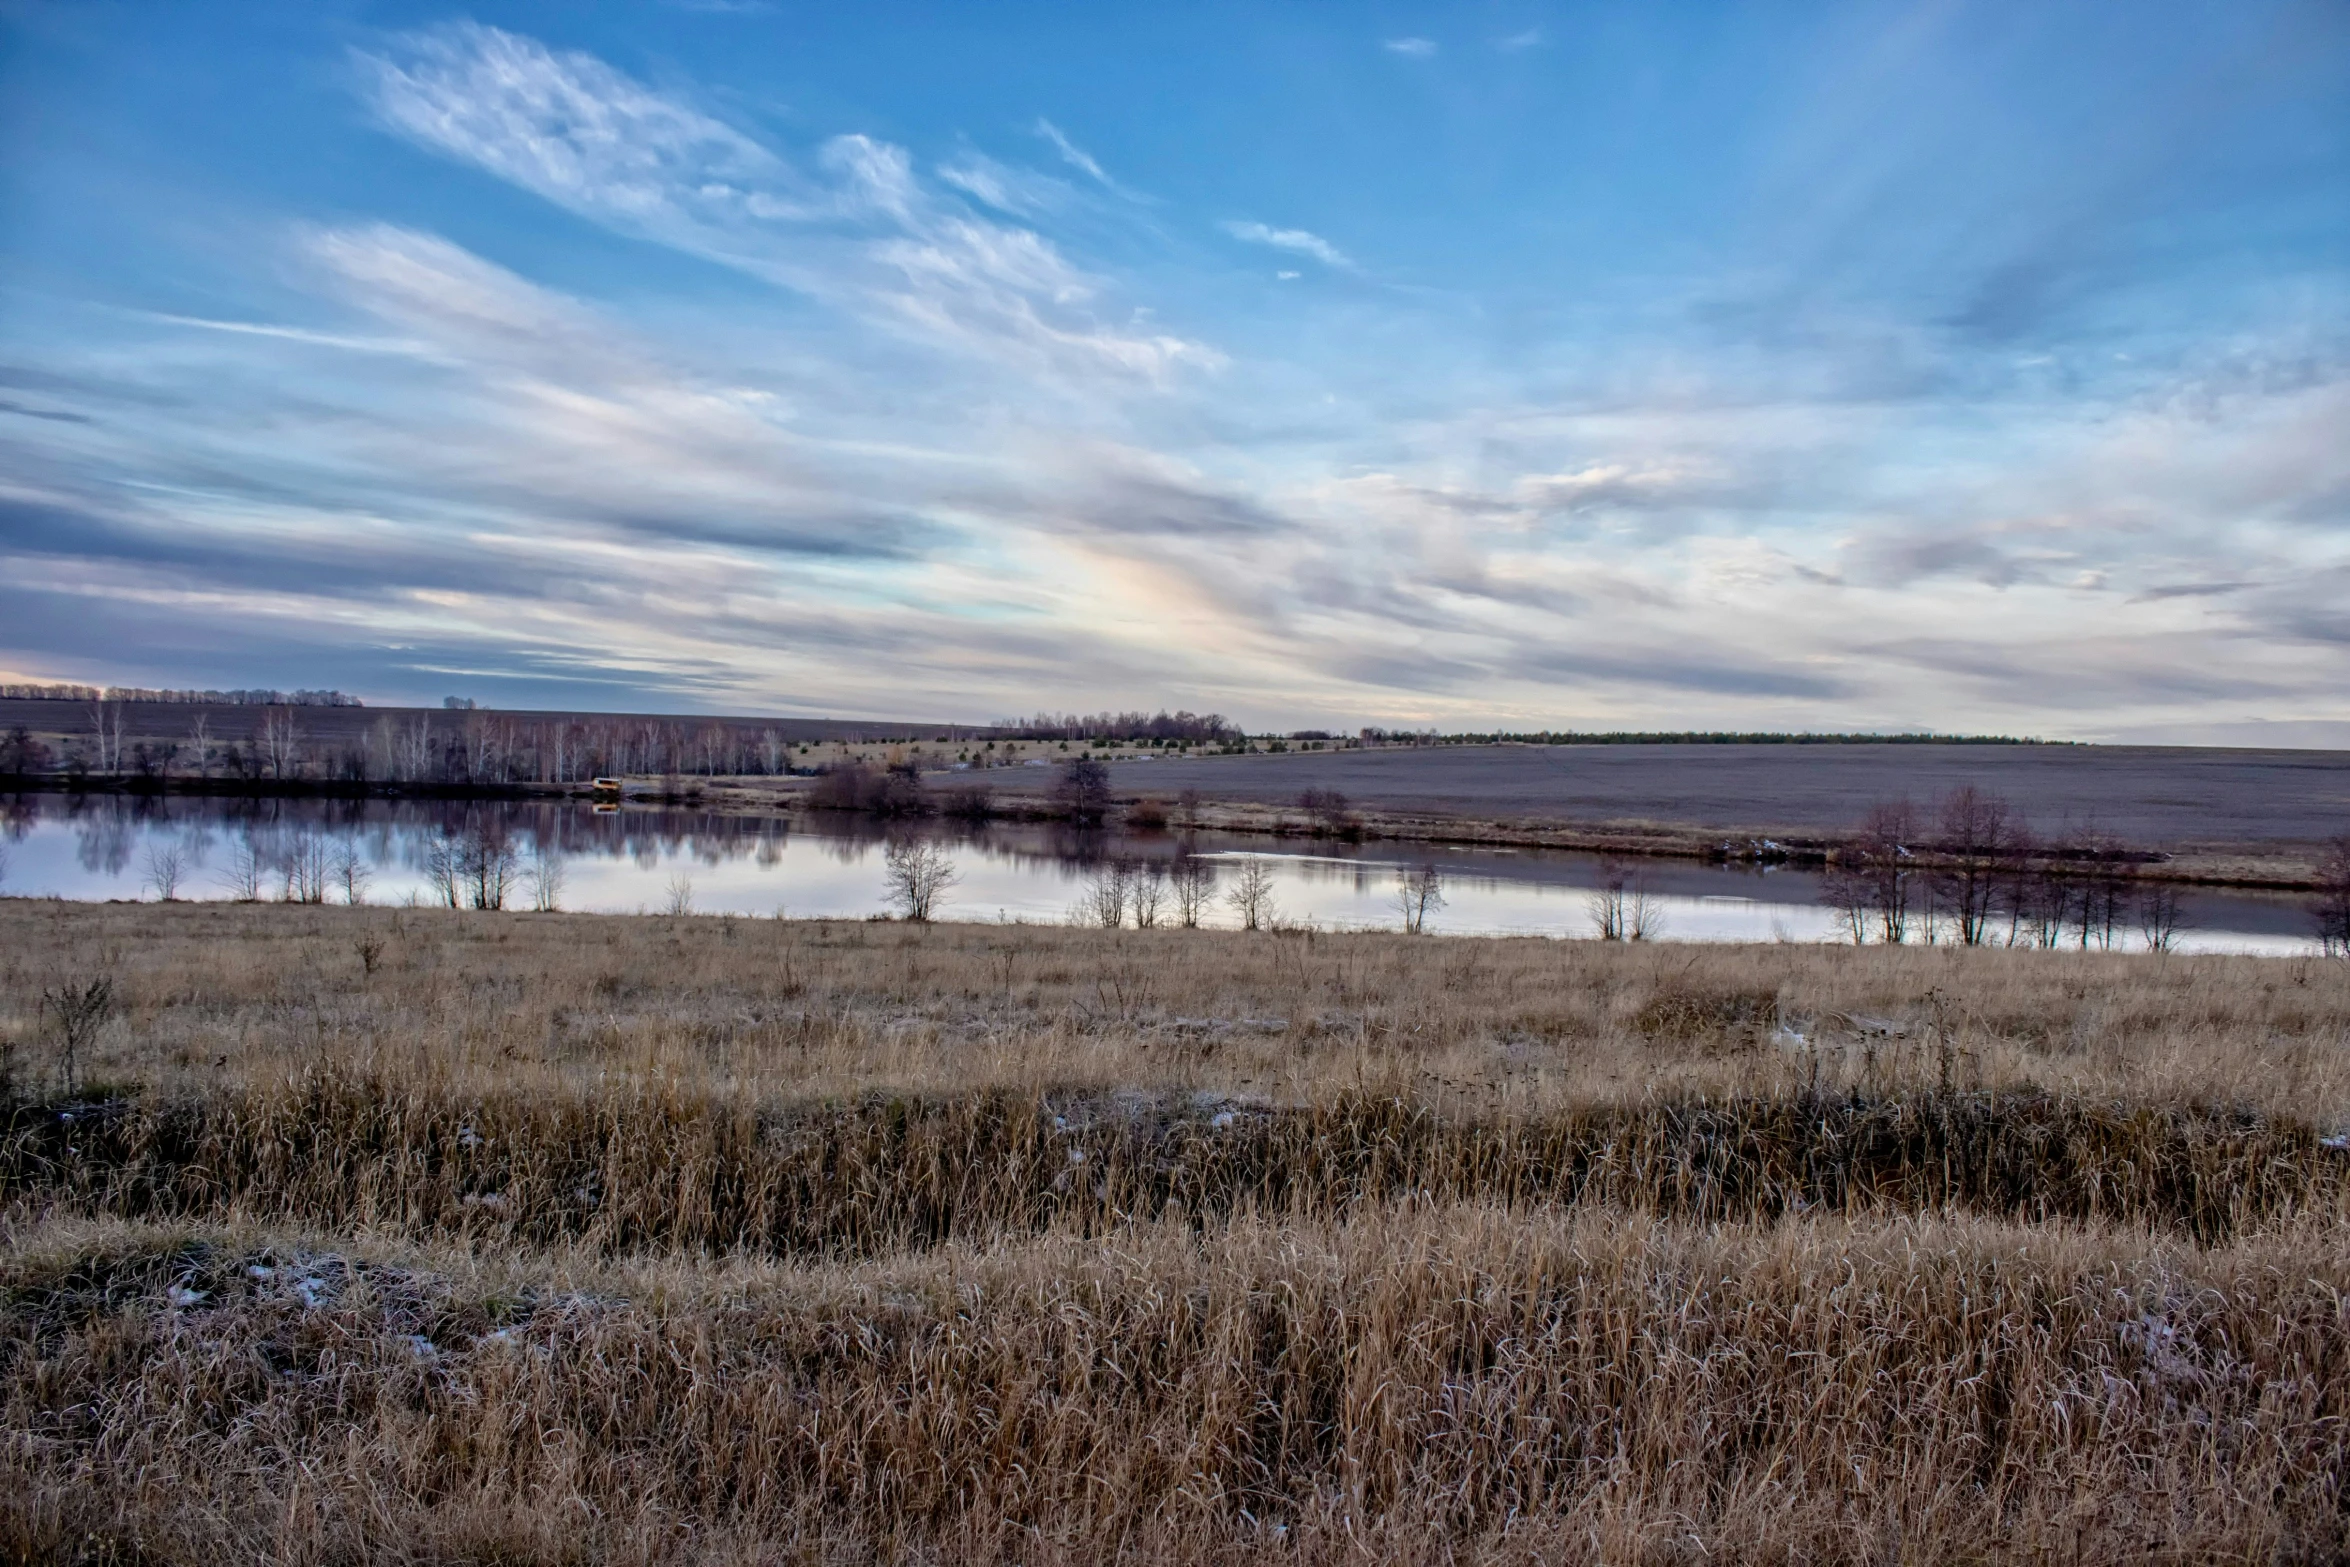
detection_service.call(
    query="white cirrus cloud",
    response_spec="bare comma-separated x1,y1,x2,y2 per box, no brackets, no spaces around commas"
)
1384,37,1437,58
1222,220,1353,270
355,22,1211,385
1032,117,1120,192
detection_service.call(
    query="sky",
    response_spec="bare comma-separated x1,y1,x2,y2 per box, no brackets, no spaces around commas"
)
2,1,2347,740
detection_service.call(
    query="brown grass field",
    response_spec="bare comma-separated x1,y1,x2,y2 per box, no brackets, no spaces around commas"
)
5,899,2350,1563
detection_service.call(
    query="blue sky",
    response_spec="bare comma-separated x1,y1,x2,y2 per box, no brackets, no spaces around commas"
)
3,0,2347,738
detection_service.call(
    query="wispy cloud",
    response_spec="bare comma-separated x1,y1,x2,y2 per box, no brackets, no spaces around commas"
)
1032,118,1120,191
1496,28,1543,52
1383,37,1437,58
937,152,1070,216
1222,220,1353,270
357,23,1209,385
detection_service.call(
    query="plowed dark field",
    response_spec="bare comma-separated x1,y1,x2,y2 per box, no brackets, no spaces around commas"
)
1086,743,2350,849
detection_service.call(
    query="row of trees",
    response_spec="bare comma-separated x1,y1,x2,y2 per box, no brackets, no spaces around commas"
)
1819,787,2190,950
997,710,1237,743
23,708,867,786
1,684,360,705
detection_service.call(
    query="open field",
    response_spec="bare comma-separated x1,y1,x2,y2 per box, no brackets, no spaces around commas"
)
5,899,2350,1562
1074,743,2350,854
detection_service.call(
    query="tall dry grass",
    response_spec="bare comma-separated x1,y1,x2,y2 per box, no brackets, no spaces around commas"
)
3,900,2350,1563
4,900,2347,1113
7,1210,2350,1563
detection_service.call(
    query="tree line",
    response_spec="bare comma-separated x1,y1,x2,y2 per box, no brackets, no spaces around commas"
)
2,709,866,786
0,684,361,705
1819,785,2350,954
994,710,1239,742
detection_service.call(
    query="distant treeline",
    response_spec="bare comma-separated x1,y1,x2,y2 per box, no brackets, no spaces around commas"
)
999,710,1239,742
1361,729,2052,746
1,684,364,707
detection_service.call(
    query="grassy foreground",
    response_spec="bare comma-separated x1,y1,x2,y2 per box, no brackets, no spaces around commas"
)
3,902,2350,1564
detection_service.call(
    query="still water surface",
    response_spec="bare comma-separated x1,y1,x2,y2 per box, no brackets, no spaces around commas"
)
0,793,2322,955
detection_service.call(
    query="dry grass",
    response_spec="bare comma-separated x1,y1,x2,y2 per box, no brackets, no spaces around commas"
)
6,900,2349,1114
4,899,2350,1563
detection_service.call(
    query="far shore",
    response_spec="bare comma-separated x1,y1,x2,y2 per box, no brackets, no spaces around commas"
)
5,766,2333,892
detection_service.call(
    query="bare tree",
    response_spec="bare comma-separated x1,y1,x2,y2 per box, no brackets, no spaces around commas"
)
1130,862,1166,929
2315,836,2350,958
1052,757,1112,826
189,713,212,779
526,843,565,912
1175,788,1205,830
1930,786,2019,946
461,824,518,909
1225,858,1276,931
663,871,695,917
885,840,958,921
1587,860,1629,941
282,832,331,904
2009,851,2072,949
2067,829,2133,950
2138,879,2188,954
1168,850,1215,928
1625,875,1663,942
220,836,268,902
143,842,189,902
87,699,125,775
1081,861,1133,927
1396,861,1445,934
332,841,372,906
260,706,301,781
423,831,463,908
1819,854,1871,944
1853,800,1917,943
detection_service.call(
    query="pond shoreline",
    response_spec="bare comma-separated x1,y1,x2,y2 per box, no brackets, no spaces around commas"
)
3,773,2327,892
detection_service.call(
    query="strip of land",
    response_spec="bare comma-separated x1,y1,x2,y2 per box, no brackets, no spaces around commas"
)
10,694,2347,885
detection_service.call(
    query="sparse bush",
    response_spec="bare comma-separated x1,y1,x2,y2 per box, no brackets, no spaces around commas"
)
40,969,115,1094
2139,878,2188,953
940,784,994,822
142,843,189,902
1130,863,1166,928
331,841,372,906
1052,757,1111,825
1298,786,1360,839
219,836,268,902
1395,861,1444,934
1081,862,1133,928
0,724,52,775
1169,851,1215,928
809,761,928,817
1225,858,1276,930
885,840,957,921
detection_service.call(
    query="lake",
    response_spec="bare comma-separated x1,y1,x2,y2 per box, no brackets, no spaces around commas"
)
0,792,2324,954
